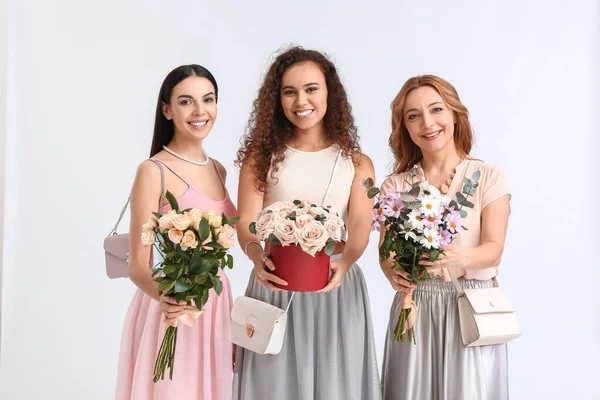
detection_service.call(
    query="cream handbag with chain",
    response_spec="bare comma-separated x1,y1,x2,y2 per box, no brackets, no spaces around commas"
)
448,267,521,347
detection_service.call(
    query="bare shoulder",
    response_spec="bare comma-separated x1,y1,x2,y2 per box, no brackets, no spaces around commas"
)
211,158,228,181
351,151,374,172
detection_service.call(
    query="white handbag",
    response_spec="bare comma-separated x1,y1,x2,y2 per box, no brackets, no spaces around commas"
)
230,293,294,355
449,268,521,347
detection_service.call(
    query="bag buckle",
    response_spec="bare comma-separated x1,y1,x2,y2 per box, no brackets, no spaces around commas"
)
246,324,255,338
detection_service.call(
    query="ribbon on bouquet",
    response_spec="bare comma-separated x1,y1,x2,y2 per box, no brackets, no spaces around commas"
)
399,292,418,333
165,302,205,328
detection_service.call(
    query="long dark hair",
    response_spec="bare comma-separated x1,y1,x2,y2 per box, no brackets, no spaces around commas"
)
235,45,360,192
149,65,219,157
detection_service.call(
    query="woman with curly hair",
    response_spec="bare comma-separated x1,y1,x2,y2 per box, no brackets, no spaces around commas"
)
233,46,382,399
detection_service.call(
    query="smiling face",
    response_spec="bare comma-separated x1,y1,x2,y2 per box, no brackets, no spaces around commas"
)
280,61,328,133
162,76,217,141
403,86,456,155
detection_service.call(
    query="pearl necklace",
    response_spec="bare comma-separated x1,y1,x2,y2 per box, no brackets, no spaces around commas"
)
163,145,209,166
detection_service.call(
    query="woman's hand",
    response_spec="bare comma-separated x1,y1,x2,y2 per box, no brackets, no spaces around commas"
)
317,258,352,293
160,295,188,326
380,259,415,294
252,250,288,291
419,243,471,272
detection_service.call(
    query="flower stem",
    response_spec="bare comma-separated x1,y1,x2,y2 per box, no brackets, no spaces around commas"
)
153,326,178,382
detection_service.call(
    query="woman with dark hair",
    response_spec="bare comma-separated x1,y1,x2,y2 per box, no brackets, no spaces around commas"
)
234,46,382,399
379,75,511,400
115,65,237,400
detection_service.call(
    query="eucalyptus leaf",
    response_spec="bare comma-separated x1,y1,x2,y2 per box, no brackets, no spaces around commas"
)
449,200,459,210
324,240,337,256
267,233,282,246
456,192,467,204
249,222,257,235
408,186,420,197
471,170,481,183
367,187,380,199
293,200,302,205
287,211,297,220
360,177,375,189
463,200,475,209
460,209,468,218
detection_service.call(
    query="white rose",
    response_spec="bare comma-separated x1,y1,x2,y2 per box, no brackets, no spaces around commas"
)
309,206,329,218
273,219,297,246
324,219,342,242
255,212,278,240
172,214,192,231
295,213,315,229
141,230,156,247
266,201,295,213
180,230,198,251
168,228,184,244
202,210,216,220
295,221,329,256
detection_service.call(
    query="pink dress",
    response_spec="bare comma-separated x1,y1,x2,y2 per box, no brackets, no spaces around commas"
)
116,159,237,400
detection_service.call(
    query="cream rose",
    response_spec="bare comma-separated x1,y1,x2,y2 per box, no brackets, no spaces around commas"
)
202,210,216,220
324,219,342,242
295,221,329,256
142,215,158,231
168,228,184,244
172,214,192,231
273,219,297,246
201,232,214,250
185,209,203,228
158,210,177,231
266,201,295,213
295,213,315,229
180,230,198,251
208,215,223,228
255,212,278,240
216,224,236,249
141,230,156,247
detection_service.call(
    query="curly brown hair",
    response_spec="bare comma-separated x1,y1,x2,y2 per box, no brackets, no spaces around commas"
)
235,46,361,192
389,75,474,174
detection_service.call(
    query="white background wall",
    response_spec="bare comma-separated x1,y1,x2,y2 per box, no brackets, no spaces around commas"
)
1,0,598,399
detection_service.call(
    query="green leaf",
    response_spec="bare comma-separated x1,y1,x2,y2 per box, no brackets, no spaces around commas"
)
227,216,240,226
449,200,459,210
181,208,193,213
462,200,475,209
367,187,380,199
214,277,223,295
162,265,177,275
190,255,216,275
249,222,256,235
201,289,209,306
456,192,467,204
287,211,297,220
293,200,302,205
175,246,191,260
152,212,162,219
174,280,190,293
158,280,176,293
460,209,468,218
205,241,225,249
225,254,233,269
324,240,337,256
165,191,180,212
471,170,481,183
267,233,282,246
199,219,210,241
463,177,472,186
194,275,207,285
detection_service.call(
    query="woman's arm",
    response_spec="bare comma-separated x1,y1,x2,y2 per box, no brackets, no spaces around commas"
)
237,159,287,290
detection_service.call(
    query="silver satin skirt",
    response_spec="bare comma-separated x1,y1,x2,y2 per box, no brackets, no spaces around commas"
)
233,263,382,400
381,278,509,400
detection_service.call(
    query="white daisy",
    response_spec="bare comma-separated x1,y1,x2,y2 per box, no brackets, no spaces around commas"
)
420,227,441,249
420,195,442,217
421,183,441,197
400,221,418,243
408,209,424,231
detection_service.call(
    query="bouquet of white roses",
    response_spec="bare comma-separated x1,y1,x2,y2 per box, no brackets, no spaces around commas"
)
249,200,345,257
363,167,480,344
141,191,239,381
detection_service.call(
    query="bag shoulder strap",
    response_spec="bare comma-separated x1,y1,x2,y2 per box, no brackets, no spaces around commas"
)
275,292,295,321
447,266,499,294
108,159,165,235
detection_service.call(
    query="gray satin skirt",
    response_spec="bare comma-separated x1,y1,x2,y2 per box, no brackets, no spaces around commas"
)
381,278,509,400
233,263,382,400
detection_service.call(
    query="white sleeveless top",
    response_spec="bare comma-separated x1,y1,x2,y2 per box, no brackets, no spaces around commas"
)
264,144,355,240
